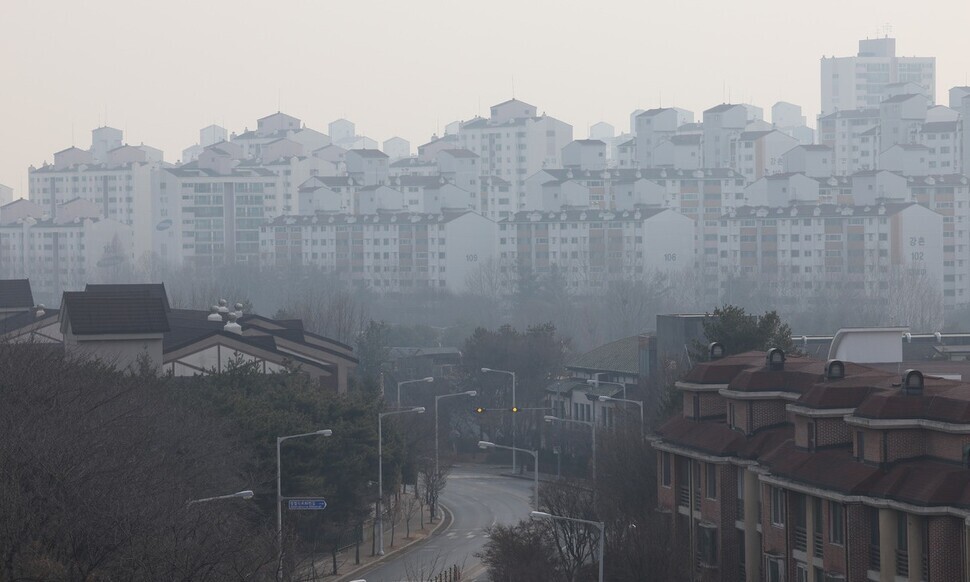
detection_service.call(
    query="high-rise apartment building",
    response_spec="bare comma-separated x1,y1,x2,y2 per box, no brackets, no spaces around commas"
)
821,37,935,114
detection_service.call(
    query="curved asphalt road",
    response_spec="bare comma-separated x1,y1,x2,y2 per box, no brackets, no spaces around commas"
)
349,464,533,582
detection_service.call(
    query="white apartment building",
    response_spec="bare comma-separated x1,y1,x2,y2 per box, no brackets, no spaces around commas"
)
382,137,410,161
879,93,928,149
456,98,573,203
918,121,963,173
702,104,748,169
717,202,943,305
782,145,834,178
496,208,695,295
435,149,480,193
155,150,283,268
0,199,134,305
652,134,702,170
634,108,688,168
735,130,799,181
296,176,359,214
562,139,607,171
0,183,13,206
817,109,881,174
258,210,496,293
821,37,935,114
28,129,160,261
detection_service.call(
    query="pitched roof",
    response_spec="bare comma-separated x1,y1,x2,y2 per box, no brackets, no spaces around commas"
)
61,292,170,335
882,93,923,104
920,121,959,133
0,279,34,310
348,149,389,159
704,103,742,114
84,283,171,312
568,335,640,375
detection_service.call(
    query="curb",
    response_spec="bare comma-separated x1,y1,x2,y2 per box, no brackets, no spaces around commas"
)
331,502,454,582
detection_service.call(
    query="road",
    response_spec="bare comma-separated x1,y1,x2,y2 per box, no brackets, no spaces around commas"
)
349,464,532,582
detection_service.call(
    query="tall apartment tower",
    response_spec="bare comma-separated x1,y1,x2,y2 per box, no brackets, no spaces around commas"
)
820,37,935,114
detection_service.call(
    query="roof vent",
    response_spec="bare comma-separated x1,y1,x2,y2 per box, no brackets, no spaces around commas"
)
709,342,725,360
766,348,786,371
224,311,242,335
207,306,223,322
34,304,46,318
825,359,845,380
217,299,229,313
902,369,924,395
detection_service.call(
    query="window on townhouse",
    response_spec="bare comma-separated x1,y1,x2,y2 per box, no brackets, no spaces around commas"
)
770,487,786,527
704,464,718,499
829,502,845,545
766,557,785,582
855,431,865,461
659,452,672,487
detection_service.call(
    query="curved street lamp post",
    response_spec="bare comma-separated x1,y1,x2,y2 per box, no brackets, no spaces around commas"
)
378,406,425,555
481,367,517,472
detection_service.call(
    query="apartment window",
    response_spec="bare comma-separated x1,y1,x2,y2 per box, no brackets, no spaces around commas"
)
706,464,717,499
698,523,718,566
770,487,786,527
806,421,816,451
661,452,672,487
766,556,785,582
829,502,844,545
855,431,865,461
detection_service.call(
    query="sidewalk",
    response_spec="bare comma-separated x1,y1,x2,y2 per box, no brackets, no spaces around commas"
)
299,501,453,581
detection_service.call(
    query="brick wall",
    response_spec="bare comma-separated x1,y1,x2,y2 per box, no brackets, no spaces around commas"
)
925,430,970,463
717,464,741,582
750,400,788,432
883,428,924,462
928,515,964,581
762,484,787,555
817,417,850,447
845,504,871,581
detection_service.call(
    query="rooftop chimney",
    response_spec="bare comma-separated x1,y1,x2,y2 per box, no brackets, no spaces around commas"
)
708,342,725,360
902,369,924,395
224,312,242,335
766,348,786,371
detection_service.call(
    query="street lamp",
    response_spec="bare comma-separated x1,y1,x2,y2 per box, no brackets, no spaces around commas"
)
397,376,434,408
378,406,425,555
433,390,476,519
530,511,605,582
481,367,517,472
544,415,596,486
186,489,255,505
587,392,645,438
277,429,332,576
588,376,627,400
479,440,539,510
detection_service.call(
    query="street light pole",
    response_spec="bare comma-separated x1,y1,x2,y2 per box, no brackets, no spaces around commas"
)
276,429,332,579
479,440,539,510
378,406,425,556
589,377,627,401
531,511,605,582
433,390,476,520
397,376,434,409
589,393,645,438
482,368,516,472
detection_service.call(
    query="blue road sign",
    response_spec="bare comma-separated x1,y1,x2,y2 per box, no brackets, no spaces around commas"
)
288,499,327,510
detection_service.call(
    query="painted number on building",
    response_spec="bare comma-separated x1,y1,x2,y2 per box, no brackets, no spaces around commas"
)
664,253,677,262
466,254,478,262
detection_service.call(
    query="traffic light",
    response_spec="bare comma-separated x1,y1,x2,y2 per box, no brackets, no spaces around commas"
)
510,406,520,413
474,406,486,414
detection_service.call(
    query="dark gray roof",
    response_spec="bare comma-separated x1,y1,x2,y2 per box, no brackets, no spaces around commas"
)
262,210,479,227
571,139,606,146
61,292,170,335
349,149,389,159
439,148,478,158
503,208,668,224
568,335,640,375
669,134,701,145
882,93,923,104
704,103,742,114
723,202,922,220
0,279,34,310
84,283,171,312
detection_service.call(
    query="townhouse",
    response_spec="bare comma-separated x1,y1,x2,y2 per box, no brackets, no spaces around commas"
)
653,333,970,582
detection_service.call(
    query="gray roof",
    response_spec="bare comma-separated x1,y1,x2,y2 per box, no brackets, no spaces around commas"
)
669,134,701,145
567,335,640,375
84,283,171,312
439,148,478,158
262,210,479,227
61,292,170,335
882,93,923,104
723,202,921,220
0,279,34,310
348,149,389,159
704,103,742,114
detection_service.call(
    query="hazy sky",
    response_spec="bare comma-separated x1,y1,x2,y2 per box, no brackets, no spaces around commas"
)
1,0,968,195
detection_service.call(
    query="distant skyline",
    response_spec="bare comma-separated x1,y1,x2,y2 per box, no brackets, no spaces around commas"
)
1,0,968,196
